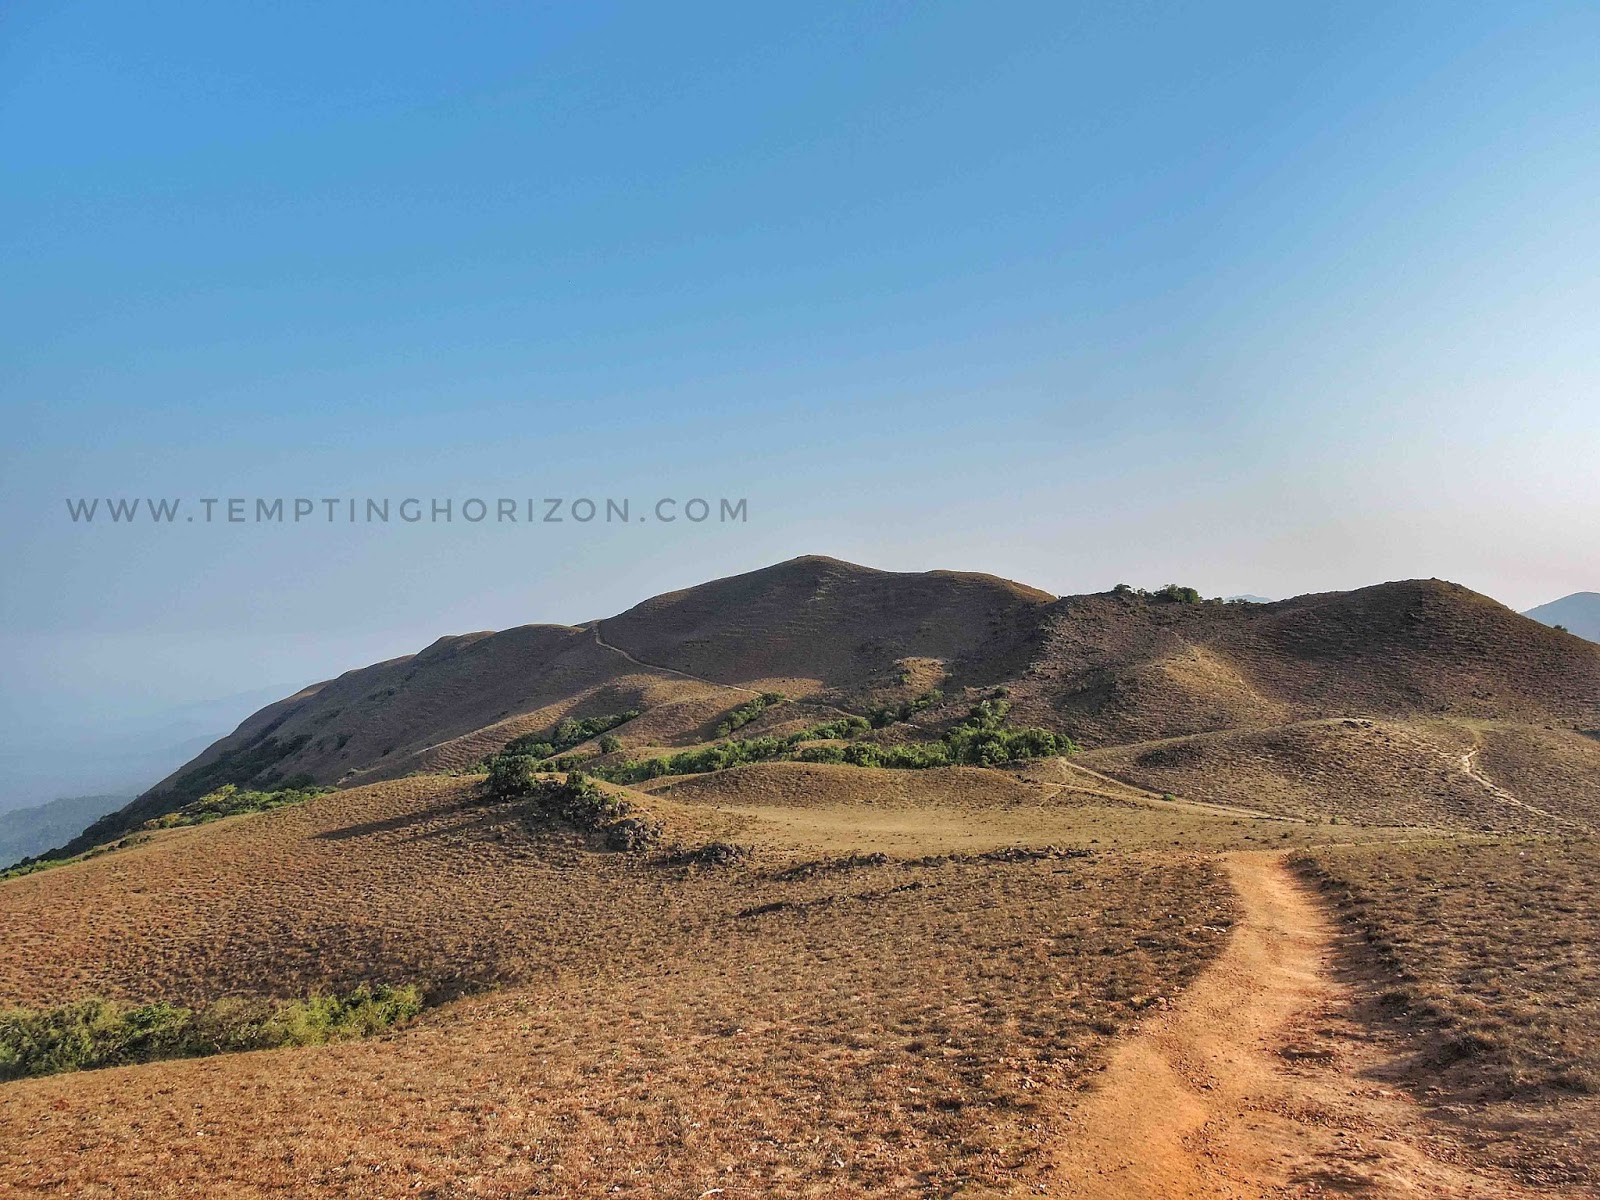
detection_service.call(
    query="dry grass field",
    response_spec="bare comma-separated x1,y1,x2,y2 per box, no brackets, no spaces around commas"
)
8,558,1600,1196
0,770,1236,1199
1079,717,1579,833
1293,837,1600,1191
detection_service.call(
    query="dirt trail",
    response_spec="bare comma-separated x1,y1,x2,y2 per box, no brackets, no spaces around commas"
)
589,623,761,696
1457,744,1575,829
1043,758,1289,823
1050,853,1566,1199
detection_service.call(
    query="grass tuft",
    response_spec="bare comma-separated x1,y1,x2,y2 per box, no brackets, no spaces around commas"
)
0,984,423,1081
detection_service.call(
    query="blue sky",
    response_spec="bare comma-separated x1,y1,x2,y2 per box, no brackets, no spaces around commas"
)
2,2,1598,806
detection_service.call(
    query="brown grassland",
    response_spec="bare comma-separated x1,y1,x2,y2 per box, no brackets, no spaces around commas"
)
1,772,1243,1198
5,559,1600,1197
1293,837,1600,1191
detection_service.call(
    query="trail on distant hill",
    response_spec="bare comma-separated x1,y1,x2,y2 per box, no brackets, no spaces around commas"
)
590,622,761,695
1457,742,1577,829
1050,852,1573,1199
1043,756,1287,822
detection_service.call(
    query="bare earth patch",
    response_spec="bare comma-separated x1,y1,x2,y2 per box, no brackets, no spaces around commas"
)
1052,853,1587,1199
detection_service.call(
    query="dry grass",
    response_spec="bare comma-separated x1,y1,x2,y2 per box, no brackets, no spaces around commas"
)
0,770,1235,1198
1080,718,1579,833
1293,837,1600,1189
635,760,1414,858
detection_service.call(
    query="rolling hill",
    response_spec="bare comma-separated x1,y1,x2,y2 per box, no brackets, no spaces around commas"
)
8,556,1600,1196
51,557,1600,859
1525,590,1600,642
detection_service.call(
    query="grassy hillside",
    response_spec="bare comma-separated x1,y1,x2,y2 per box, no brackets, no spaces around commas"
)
6,552,1600,1195
52,561,1600,862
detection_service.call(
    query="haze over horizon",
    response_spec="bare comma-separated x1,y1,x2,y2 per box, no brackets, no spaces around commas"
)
4,2,1598,806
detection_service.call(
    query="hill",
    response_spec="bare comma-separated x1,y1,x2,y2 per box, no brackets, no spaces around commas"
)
8,557,1600,1196
0,794,129,870
1525,591,1600,642
50,561,1600,858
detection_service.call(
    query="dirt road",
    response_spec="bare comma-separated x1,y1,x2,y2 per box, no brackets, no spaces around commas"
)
1050,852,1565,1199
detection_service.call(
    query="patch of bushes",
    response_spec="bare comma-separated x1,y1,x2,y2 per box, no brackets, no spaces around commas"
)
794,741,954,768
604,735,797,783
868,689,944,728
492,770,662,851
586,700,1075,782
502,709,641,760
789,715,872,741
1,835,153,883
0,984,422,1081
141,782,332,830
715,692,786,737
1112,583,1205,604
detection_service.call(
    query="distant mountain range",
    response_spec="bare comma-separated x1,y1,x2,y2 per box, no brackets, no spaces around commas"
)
1523,592,1600,643
0,793,131,869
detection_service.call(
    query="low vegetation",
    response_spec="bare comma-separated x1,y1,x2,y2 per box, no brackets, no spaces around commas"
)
519,700,1076,785
501,709,641,760
868,688,943,728
487,768,661,850
0,984,422,1081
715,692,786,737
141,782,332,829
1293,838,1600,1188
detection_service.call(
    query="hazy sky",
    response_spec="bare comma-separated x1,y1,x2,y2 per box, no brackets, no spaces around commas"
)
3,3,1598,803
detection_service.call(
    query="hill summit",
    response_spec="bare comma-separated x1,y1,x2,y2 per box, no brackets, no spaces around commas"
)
55,557,1600,855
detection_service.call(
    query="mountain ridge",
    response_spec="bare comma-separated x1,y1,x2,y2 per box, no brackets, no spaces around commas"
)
1524,591,1600,643
54,557,1600,857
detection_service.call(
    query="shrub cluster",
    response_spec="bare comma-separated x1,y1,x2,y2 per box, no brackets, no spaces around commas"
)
1112,582,1205,604
868,689,944,728
603,736,797,783
502,710,641,760
791,715,872,741
142,782,332,830
0,984,422,1081
575,700,1073,782
492,770,662,851
715,692,786,737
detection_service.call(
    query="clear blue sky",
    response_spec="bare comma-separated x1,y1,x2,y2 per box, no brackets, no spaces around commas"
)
2,2,1598,805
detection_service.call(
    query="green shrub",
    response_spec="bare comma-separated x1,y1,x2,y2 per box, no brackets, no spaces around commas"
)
789,715,871,741
1153,583,1202,604
940,700,1077,765
868,689,944,728
485,753,546,800
143,783,331,829
715,692,786,737
0,984,422,1081
597,733,623,754
503,709,640,759
538,700,1075,786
